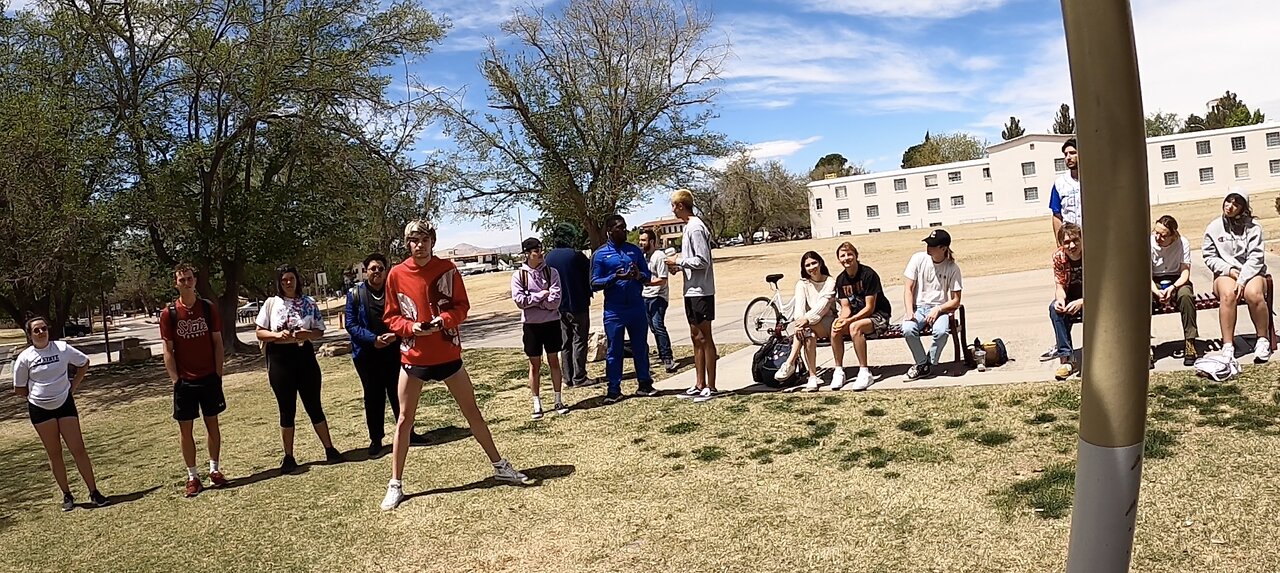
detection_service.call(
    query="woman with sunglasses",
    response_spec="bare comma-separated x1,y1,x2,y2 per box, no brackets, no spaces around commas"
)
12,317,109,511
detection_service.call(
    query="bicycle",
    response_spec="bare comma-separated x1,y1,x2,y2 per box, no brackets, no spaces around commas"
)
742,273,794,345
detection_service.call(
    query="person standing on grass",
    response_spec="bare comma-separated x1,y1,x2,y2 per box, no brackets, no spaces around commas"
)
12,317,108,511
380,219,532,511
1150,216,1199,367
159,263,228,497
774,251,836,392
900,230,963,381
592,213,657,403
829,242,892,391
1047,223,1085,380
639,228,678,374
665,189,718,402
346,253,428,457
545,235,594,387
1203,188,1270,363
255,264,342,474
511,237,569,420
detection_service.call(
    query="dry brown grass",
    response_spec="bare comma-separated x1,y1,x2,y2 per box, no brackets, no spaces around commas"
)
1,350,1278,572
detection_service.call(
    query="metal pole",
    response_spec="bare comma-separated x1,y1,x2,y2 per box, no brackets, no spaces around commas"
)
101,292,112,364
1061,1,1151,571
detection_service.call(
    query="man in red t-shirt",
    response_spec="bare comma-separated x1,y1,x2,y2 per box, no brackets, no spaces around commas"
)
159,263,228,497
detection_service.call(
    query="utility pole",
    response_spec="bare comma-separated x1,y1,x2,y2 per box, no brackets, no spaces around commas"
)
1061,1,1151,571
101,292,112,363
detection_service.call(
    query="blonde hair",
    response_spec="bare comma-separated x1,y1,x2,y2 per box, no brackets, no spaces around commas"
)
671,188,695,211
403,219,437,242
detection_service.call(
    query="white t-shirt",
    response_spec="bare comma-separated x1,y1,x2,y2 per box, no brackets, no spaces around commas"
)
255,296,327,333
903,251,964,307
13,341,88,410
642,250,669,300
1151,235,1191,277
1051,173,1082,227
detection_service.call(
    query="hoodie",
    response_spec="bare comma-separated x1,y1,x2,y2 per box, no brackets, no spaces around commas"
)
511,263,562,324
384,256,469,366
1203,190,1266,286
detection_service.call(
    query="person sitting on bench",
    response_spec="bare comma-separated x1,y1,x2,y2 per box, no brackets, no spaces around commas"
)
830,242,892,391
1203,188,1270,363
1149,215,1199,367
1048,223,1084,381
774,251,836,391
900,229,963,380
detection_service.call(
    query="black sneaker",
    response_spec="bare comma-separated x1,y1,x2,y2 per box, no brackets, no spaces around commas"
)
603,392,624,404
367,441,383,457
280,455,299,475
325,447,344,463
61,492,75,512
89,490,109,507
635,385,658,397
907,363,933,380
409,432,430,446
663,360,679,373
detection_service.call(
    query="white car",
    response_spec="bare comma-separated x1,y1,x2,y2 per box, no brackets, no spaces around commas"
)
237,302,262,318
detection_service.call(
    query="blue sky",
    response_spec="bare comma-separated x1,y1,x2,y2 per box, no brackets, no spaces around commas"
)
412,0,1280,249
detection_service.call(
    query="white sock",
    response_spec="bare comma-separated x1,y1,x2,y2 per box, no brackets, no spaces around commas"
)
554,391,563,405
1223,344,1234,356
532,396,542,412
186,466,199,480
859,367,871,376
388,478,402,488
209,460,220,473
492,458,506,468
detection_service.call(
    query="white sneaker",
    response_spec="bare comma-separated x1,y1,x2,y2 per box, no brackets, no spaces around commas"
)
829,368,846,390
851,370,873,391
693,388,716,403
555,401,570,415
774,362,796,381
493,459,534,485
803,376,821,392
677,386,701,399
1255,338,1272,363
380,481,404,511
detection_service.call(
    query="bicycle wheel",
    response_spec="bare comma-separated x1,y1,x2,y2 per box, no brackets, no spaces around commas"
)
743,297,783,345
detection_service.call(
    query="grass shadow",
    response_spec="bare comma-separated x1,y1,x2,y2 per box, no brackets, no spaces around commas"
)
403,464,576,502
76,485,162,510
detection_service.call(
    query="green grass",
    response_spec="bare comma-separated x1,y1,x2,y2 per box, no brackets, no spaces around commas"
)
993,463,1077,519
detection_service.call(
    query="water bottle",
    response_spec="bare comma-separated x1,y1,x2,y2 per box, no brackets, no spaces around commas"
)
975,348,987,371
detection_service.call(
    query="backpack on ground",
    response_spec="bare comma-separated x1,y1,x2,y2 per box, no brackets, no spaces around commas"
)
751,333,806,388
1193,353,1240,382
970,338,1010,368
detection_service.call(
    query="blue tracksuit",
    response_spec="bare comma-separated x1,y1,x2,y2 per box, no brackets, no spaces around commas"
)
591,240,653,394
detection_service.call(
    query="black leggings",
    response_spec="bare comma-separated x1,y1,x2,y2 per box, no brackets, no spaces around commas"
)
266,342,325,428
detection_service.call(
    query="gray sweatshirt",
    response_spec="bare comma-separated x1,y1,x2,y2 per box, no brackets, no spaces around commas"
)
678,216,716,297
1202,216,1266,285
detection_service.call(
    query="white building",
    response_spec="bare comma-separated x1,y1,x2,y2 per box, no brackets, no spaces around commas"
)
807,122,1280,238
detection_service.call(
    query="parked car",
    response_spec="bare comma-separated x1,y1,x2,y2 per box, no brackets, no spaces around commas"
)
64,321,92,337
237,301,262,319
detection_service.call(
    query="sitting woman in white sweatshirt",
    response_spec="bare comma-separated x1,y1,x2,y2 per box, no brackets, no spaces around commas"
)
1203,188,1270,362
775,251,836,390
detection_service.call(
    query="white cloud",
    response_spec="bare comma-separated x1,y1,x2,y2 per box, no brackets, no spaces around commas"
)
420,0,551,31
750,136,824,160
3,0,32,12
796,0,1012,19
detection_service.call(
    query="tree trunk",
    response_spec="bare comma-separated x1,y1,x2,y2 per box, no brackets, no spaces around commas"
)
219,258,256,353
584,218,606,250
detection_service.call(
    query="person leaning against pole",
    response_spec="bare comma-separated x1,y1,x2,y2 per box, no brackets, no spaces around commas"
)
1149,216,1199,367
665,189,719,402
511,237,568,420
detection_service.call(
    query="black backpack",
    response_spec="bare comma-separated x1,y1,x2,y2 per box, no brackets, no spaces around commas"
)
751,333,807,388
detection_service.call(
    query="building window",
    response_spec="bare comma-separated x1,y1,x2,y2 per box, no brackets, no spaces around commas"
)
924,174,938,187
1271,159,1280,175
1021,161,1036,176
896,201,910,215
1054,158,1067,172
834,185,848,199
815,198,823,210
1268,132,1280,148
1231,136,1246,152
866,205,879,218
1024,187,1039,202
947,171,961,183
864,182,877,195
1160,144,1176,160
838,231,853,236
837,208,850,221
894,178,907,192
868,228,880,234
1235,163,1249,179
985,191,994,204
1196,140,1211,155
898,225,912,231
1199,167,1214,183
929,222,943,227
951,195,965,207
1163,171,1179,187
927,198,941,212
982,167,991,179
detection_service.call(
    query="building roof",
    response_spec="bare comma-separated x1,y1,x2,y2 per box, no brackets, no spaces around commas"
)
984,132,1074,154
1146,121,1280,144
806,158,990,187
639,217,684,228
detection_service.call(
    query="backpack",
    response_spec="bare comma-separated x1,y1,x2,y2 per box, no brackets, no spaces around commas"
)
751,333,807,388
520,267,552,292
970,338,1010,368
1193,353,1240,382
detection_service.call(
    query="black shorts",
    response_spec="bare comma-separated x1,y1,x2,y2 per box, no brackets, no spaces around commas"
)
522,321,564,357
173,374,227,421
403,360,464,383
684,295,716,324
29,396,78,426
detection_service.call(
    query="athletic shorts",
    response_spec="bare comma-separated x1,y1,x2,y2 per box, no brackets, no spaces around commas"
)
866,312,892,336
29,396,78,426
684,295,716,324
403,359,464,383
522,321,564,357
173,374,227,421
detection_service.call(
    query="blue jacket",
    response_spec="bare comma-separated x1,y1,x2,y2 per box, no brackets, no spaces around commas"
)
545,247,592,314
345,282,396,361
591,240,651,314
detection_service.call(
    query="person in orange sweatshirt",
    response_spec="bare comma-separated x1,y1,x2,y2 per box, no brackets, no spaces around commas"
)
378,219,533,511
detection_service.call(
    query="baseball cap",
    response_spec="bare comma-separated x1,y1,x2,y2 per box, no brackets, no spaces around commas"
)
923,229,952,247
521,237,543,253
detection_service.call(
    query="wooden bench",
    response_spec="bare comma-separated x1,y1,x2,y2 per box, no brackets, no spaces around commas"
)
1150,274,1277,350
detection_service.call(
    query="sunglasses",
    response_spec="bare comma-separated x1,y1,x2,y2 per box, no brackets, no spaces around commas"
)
31,327,48,334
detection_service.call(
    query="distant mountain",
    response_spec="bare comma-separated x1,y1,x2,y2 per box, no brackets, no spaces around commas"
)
441,242,522,256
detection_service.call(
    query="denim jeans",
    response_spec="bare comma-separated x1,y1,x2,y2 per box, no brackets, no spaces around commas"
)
901,305,952,366
1049,300,1084,358
644,296,673,362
